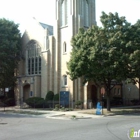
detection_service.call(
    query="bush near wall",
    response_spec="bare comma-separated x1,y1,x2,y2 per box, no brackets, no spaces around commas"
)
5,98,15,106
25,97,45,108
75,100,83,106
45,91,54,101
53,93,59,101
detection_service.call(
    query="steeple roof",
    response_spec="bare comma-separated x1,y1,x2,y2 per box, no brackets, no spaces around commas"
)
39,22,53,35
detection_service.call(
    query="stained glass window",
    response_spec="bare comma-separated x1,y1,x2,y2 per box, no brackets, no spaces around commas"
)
26,40,41,75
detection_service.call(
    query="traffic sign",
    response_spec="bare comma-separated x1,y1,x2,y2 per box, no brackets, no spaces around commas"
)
101,87,105,95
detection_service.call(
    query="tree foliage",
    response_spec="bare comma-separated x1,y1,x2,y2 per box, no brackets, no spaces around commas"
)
67,12,140,111
127,20,140,100
0,18,21,89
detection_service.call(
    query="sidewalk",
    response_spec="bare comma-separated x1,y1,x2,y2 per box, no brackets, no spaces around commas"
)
1,106,139,120
0,107,103,120
45,109,103,120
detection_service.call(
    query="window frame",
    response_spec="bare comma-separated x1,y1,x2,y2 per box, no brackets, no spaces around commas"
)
61,0,68,26
63,42,67,54
62,75,67,87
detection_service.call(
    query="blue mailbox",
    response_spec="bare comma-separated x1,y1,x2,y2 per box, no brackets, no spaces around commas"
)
96,102,102,115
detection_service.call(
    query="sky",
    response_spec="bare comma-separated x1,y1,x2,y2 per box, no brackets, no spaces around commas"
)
0,0,140,34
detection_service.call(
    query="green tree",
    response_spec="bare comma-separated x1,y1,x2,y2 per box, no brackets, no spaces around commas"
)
0,18,21,92
67,12,133,111
127,20,140,101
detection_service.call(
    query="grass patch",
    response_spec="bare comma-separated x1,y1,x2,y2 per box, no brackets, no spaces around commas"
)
112,109,140,115
71,115,77,120
77,108,140,116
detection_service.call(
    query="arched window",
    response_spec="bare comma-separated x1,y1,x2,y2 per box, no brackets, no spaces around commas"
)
63,75,67,86
26,40,41,75
63,42,67,53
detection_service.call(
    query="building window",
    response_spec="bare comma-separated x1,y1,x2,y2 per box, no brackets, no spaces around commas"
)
31,58,34,74
28,58,31,75
39,57,41,74
35,58,38,74
114,87,121,96
84,1,89,27
26,40,41,75
118,88,121,95
61,0,68,26
114,88,116,95
63,75,67,86
81,0,89,27
63,42,67,53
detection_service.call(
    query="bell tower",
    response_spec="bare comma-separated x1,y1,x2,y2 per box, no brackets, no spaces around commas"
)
54,0,96,103
55,0,96,31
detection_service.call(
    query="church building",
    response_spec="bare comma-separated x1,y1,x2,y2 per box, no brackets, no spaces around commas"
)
15,0,139,108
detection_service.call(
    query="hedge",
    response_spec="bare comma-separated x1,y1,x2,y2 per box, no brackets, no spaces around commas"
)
25,97,45,108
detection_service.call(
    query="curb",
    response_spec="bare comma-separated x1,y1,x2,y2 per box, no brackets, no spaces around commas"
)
46,116,71,120
104,114,116,117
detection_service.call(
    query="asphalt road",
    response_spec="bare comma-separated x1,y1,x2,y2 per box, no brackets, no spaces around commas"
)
0,113,140,140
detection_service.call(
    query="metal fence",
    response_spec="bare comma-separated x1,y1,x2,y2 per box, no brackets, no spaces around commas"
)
2,98,139,109
22,100,95,109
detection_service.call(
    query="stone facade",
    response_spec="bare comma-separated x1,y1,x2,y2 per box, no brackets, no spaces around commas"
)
15,0,139,108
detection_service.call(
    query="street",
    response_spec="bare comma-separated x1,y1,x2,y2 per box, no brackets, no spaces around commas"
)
0,113,140,140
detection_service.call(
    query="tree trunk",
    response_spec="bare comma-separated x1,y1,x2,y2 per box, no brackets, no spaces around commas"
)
138,78,140,101
3,88,5,112
104,79,111,111
107,95,111,111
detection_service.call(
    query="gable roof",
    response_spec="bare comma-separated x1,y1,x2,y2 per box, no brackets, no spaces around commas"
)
39,22,53,35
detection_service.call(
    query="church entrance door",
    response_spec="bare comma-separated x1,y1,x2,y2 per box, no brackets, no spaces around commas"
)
23,84,30,101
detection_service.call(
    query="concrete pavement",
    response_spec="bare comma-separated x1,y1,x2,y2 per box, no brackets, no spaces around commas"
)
1,106,140,120
44,109,103,120
0,107,103,120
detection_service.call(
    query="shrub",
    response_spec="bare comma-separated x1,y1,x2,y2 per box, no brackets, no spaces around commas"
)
25,97,45,108
53,104,60,111
55,104,60,108
75,100,83,106
53,93,59,101
4,98,15,106
53,107,59,111
60,107,65,111
45,91,54,101
53,104,61,111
